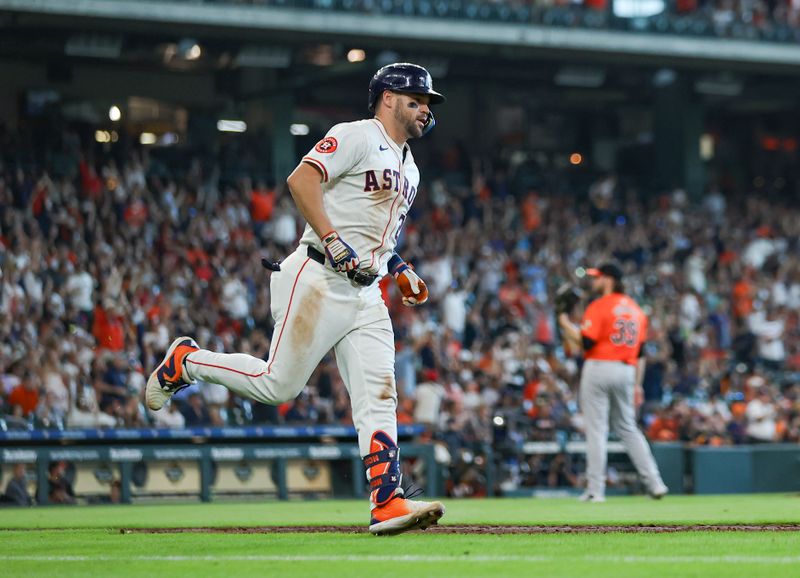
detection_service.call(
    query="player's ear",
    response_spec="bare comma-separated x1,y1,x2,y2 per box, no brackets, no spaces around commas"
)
381,90,394,111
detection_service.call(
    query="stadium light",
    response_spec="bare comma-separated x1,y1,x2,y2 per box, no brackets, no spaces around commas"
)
613,0,665,18
217,120,247,133
290,124,310,136
176,38,202,61
347,49,366,63
700,134,714,161
140,132,157,145
160,132,179,146
95,131,119,144
108,105,121,122
187,44,202,60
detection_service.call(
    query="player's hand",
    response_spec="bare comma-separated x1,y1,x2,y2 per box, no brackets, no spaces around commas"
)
322,230,359,272
393,263,428,306
634,385,644,410
555,283,583,315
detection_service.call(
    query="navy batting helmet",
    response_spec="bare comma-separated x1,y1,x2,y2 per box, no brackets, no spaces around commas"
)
368,62,446,112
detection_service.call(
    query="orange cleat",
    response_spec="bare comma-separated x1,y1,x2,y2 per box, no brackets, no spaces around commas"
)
364,430,444,535
369,495,445,536
145,336,199,410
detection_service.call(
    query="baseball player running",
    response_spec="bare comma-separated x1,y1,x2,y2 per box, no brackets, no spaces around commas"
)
557,263,668,502
146,63,446,535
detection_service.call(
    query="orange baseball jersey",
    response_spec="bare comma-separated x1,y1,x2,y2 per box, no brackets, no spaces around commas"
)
580,293,647,365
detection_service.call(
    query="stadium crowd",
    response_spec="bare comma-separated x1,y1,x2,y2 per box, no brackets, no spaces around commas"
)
1,124,799,497
226,0,800,41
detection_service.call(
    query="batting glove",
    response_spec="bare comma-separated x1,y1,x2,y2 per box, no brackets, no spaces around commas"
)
388,253,428,306
322,230,360,272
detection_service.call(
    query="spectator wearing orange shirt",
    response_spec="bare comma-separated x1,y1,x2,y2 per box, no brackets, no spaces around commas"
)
520,192,542,233
92,302,126,352
396,398,415,425
123,192,148,229
647,407,679,441
8,373,40,417
732,275,755,319
250,180,275,238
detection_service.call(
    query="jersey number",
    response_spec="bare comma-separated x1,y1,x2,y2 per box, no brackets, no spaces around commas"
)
393,212,407,243
610,319,639,347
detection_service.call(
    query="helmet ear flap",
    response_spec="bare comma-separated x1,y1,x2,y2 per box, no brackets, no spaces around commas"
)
369,88,388,113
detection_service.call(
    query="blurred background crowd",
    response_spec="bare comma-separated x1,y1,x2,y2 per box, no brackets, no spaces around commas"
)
1,123,799,496
230,0,800,41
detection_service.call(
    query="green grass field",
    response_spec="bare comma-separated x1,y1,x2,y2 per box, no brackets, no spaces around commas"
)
2,495,799,577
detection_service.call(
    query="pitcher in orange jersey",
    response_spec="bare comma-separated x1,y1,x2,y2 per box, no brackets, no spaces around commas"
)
558,263,668,502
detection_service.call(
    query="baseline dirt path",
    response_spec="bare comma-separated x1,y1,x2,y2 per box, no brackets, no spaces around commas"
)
121,524,800,535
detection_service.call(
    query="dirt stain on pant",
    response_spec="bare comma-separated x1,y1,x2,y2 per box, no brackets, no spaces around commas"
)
290,285,324,351
380,375,396,401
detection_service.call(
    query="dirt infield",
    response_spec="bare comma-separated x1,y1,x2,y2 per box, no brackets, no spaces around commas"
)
121,524,800,535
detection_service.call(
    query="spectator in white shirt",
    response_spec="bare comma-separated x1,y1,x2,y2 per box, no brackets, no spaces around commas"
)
149,400,186,429
414,370,446,426
64,269,94,313
745,387,777,443
749,306,786,371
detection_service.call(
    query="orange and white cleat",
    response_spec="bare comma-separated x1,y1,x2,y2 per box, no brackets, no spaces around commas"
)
369,495,445,536
145,336,199,410
364,430,445,536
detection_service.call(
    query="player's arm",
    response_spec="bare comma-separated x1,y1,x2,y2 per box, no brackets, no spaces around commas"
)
635,348,646,389
558,306,599,353
633,315,649,408
286,162,334,239
387,253,428,306
557,313,583,351
634,345,646,409
286,162,358,272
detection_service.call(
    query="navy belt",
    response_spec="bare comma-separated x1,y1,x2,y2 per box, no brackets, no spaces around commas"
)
306,246,379,287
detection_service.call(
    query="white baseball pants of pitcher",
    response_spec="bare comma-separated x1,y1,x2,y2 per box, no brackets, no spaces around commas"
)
182,246,397,456
580,359,665,497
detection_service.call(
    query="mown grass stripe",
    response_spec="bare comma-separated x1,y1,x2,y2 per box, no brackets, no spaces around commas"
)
3,554,800,564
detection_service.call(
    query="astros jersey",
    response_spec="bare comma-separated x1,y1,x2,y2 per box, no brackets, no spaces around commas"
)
300,118,419,275
581,293,647,365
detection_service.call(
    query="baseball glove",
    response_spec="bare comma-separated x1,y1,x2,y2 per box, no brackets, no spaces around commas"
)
554,283,583,315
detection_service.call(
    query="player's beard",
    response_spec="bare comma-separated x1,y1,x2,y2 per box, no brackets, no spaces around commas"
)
395,105,423,139
588,279,603,300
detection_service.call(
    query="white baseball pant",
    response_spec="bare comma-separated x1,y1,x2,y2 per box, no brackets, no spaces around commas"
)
182,246,398,456
580,359,665,497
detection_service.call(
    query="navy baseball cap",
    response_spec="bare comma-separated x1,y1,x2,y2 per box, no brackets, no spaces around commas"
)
586,263,624,281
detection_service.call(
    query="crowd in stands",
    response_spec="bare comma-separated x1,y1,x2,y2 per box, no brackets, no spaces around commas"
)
1,122,799,499
227,0,800,41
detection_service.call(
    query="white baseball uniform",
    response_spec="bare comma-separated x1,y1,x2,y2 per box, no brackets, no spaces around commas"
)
182,118,419,457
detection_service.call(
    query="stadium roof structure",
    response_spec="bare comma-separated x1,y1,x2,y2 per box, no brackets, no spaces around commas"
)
3,0,800,72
